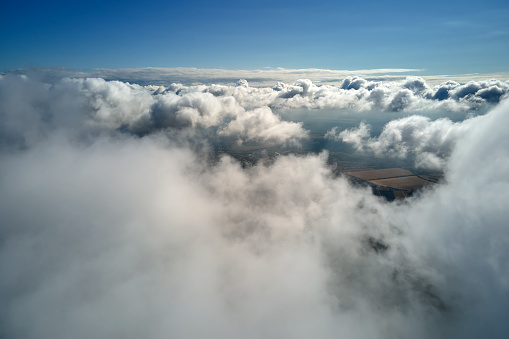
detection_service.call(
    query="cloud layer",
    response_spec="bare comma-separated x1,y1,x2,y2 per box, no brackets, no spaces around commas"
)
0,75,307,148
146,76,509,112
7,67,509,88
2,74,508,150
1,75,509,338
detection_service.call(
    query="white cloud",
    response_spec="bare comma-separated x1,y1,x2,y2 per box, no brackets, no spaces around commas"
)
147,91,241,129
325,122,370,146
218,106,308,144
7,67,509,87
0,75,307,147
5,71,509,117
159,77,508,113
328,114,476,169
1,75,509,338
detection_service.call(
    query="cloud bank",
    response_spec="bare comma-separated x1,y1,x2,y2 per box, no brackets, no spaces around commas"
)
214,76,508,112
5,67,421,87
0,75,307,148
1,75,509,339
141,76,509,112
3,74,508,144
7,67,509,88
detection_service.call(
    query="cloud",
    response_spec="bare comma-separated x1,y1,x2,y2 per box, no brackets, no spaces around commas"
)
146,91,241,129
1,75,509,338
327,114,476,169
76,67,424,87
6,67,509,88
0,75,307,147
218,106,308,144
4,72,508,121
325,121,371,146
158,76,509,113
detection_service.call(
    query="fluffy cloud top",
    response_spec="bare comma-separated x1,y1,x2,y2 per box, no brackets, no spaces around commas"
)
327,115,476,169
0,75,307,148
1,75,509,338
150,76,509,112
218,106,307,144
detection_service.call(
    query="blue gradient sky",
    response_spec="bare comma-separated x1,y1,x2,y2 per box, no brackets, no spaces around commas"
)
1,0,508,75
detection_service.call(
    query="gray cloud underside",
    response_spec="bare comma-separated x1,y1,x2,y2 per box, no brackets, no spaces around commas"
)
1,75,509,338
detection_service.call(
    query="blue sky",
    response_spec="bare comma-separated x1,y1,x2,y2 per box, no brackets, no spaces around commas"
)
1,0,508,75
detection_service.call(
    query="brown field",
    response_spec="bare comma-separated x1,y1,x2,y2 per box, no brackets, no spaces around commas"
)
418,174,442,183
346,168,414,180
369,176,433,191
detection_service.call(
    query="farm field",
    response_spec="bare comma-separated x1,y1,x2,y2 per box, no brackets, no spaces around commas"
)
369,176,433,191
345,168,437,199
346,168,414,181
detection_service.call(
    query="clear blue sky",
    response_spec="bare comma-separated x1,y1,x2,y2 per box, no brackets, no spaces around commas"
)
1,0,508,75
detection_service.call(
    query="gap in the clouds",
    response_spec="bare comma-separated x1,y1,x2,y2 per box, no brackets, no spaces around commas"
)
197,107,485,200
203,106,488,170
275,108,473,171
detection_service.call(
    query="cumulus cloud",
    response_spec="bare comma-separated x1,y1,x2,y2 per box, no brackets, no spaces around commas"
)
1,75,509,339
218,106,308,144
145,91,241,129
325,121,370,146
0,75,307,147
327,115,477,169
4,73,508,125
156,76,509,113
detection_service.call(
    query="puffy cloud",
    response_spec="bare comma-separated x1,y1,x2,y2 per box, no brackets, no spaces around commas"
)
1,75,509,338
158,77,508,113
431,80,459,100
328,114,477,169
0,135,415,338
325,121,370,145
443,79,509,103
0,75,307,147
146,92,241,129
402,76,430,94
7,73,507,129
340,76,369,90
403,100,509,337
236,79,249,87
59,77,154,129
218,106,308,144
